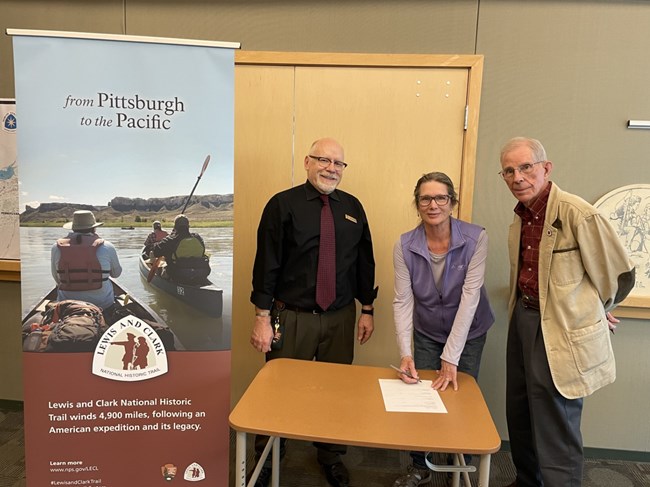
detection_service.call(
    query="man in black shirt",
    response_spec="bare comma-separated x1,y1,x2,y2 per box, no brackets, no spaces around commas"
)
249,137,377,487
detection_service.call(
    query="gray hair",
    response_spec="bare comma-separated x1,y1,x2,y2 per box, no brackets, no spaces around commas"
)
500,137,547,163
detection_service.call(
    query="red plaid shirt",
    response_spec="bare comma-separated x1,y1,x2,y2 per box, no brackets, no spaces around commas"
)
514,182,552,301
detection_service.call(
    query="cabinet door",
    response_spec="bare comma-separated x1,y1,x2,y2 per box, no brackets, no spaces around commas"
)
294,65,469,365
232,64,296,401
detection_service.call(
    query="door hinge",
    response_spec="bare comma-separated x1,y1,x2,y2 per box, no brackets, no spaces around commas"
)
464,105,469,131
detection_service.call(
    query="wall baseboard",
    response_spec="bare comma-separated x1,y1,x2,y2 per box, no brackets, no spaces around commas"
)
0,399,23,411
500,440,650,463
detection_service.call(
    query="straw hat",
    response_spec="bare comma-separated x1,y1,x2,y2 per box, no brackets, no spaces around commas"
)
63,210,104,231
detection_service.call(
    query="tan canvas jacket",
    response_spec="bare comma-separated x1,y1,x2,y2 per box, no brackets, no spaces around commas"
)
507,183,635,399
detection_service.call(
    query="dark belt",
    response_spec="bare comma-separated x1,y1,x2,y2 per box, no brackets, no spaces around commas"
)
520,294,540,310
274,300,325,314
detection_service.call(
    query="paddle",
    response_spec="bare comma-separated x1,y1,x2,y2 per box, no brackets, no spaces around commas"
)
147,155,211,283
182,154,211,213
147,256,164,283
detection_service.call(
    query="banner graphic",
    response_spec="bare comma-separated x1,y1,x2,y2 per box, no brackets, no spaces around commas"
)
14,33,235,486
0,100,18,262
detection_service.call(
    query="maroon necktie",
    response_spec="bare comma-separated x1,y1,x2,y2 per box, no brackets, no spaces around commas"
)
316,194,336,311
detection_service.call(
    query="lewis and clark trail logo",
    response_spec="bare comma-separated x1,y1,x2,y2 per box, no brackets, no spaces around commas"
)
92,315,168,381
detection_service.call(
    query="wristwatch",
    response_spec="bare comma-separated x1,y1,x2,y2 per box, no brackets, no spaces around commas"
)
361,308,374,316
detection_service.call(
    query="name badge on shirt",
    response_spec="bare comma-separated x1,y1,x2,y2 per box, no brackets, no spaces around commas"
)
345,214,357,224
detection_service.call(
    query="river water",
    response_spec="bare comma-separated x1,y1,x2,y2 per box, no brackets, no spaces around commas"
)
20,226,232,351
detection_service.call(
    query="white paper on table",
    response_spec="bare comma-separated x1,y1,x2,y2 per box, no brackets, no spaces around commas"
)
378,379,447,413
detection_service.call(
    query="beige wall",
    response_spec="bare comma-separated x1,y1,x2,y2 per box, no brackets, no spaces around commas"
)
474,0,650,454
1,0,648,454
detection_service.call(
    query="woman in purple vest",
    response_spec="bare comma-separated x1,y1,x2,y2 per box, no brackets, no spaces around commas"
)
392,172,494,487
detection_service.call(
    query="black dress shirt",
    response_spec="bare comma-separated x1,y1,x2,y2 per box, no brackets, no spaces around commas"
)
251,180,377,311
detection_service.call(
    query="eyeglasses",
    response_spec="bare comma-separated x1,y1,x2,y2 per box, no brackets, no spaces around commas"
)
308,155,348,171
499,161,545,180
418,194,451,207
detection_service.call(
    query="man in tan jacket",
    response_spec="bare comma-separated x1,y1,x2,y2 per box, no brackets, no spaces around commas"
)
499,137,635,487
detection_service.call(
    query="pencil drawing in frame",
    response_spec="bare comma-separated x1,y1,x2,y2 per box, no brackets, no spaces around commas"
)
594,184,650,318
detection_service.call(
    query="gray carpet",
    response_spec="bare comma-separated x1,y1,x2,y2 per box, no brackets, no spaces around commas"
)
236,436,650,487
2,404,650,486
0,406,24,487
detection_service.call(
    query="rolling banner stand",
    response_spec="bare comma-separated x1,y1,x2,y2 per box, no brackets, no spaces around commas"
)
11,30,238,486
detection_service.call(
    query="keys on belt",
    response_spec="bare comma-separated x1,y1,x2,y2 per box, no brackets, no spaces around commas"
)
274,300,324,314
521,294,540,310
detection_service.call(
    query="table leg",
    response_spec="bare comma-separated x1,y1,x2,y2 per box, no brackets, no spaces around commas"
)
235,431,246,487
478,453,491,487
426,452,475,486
271,437,280,487
450,454,460,487
459,454,472,487
246,436,274,487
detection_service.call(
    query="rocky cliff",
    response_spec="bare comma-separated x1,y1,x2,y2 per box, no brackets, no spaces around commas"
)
21,194,233,225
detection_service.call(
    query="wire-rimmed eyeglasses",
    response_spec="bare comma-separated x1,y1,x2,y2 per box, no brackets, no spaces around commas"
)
308,155,348,171
499,161,545,180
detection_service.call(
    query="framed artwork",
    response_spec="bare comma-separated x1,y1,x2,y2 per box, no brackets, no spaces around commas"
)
594,184,650,319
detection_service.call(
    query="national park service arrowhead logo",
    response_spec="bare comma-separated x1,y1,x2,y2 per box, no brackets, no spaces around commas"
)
92,315,168,381
162,463,177,481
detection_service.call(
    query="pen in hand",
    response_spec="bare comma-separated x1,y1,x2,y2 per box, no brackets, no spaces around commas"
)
390,364,422,383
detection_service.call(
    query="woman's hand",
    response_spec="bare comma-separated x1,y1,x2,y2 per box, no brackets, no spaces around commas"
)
397,356,420,384
432,360,458,391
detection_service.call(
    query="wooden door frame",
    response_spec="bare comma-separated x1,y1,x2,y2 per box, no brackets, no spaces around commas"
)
231,51,485,406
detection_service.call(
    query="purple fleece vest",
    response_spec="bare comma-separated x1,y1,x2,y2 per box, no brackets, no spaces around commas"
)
400,219,494,343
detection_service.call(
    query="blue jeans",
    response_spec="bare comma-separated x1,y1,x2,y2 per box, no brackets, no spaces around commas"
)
410,330,487,469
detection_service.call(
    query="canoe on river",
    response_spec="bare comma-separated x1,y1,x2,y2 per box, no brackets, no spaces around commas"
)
21,277,182,352
138,248,223,318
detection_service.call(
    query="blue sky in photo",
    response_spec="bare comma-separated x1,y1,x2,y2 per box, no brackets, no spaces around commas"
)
13,35,234,210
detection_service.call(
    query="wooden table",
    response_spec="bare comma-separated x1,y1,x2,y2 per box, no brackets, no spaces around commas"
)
229,358,501,486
